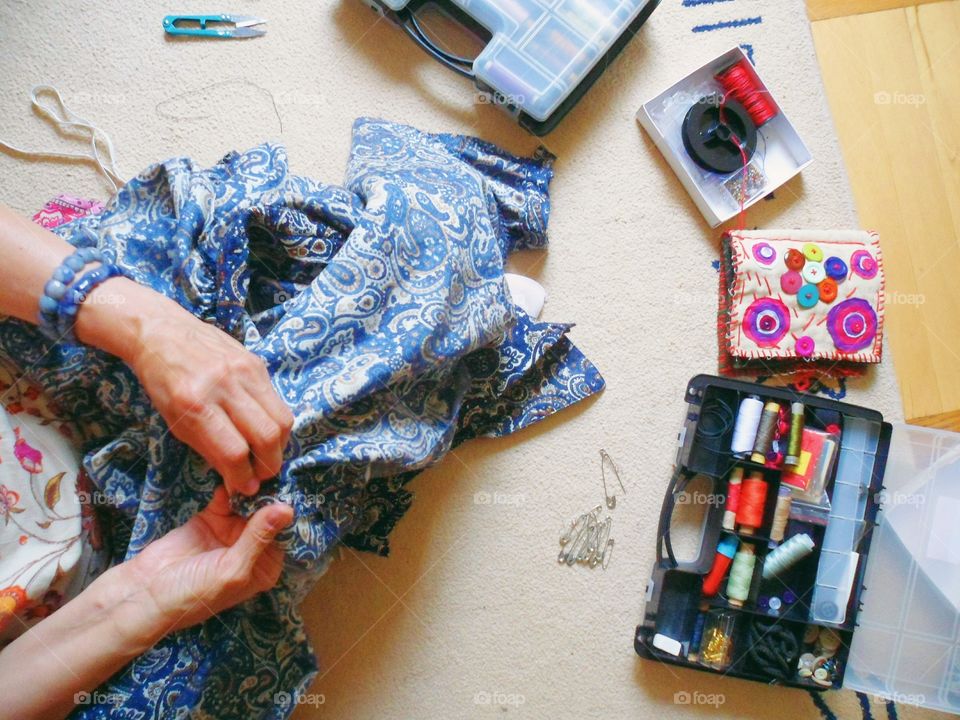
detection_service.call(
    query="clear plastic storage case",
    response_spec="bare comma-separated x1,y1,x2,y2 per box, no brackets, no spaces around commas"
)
364,0,661,134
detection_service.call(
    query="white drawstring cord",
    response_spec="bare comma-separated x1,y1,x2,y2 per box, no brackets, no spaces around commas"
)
0,85,126,191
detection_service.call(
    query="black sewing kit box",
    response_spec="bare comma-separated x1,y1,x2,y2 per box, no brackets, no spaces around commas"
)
636,375,960,713
360,0,661,135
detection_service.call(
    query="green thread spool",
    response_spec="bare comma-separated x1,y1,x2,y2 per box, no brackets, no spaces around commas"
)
750,401,781,463
785,402,805,466
726,543,756,607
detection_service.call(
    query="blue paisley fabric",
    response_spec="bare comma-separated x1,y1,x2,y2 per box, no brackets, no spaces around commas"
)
0,118,603,718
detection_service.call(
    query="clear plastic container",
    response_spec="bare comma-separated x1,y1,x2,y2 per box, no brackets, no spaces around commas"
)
845,422,960,714
378,0,658,125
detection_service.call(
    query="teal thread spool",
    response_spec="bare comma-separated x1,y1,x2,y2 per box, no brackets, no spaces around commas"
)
726,543,756,607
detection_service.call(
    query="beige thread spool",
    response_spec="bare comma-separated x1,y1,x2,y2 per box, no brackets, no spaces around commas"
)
769,486,792,542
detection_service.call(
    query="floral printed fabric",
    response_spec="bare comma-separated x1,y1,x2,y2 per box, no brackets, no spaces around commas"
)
0,383,105,645
32,194,106,230
0,118,603,718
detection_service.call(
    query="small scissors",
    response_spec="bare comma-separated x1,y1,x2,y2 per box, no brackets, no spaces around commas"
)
163,14,267,39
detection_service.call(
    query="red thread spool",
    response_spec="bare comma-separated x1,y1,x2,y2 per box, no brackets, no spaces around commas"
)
716,60,779,127
736,472,767,535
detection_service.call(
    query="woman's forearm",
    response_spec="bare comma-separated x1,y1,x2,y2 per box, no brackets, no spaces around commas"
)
0,563,166,720
0,203,189,365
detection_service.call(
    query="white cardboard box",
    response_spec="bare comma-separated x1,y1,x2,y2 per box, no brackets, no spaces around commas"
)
636,46,813,227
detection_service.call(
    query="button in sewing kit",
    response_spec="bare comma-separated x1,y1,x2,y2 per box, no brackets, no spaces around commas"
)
636,375,960,713
636,47,813,227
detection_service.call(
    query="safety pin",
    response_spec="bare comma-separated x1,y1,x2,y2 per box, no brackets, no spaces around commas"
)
590,517,613,568
600,449,626,510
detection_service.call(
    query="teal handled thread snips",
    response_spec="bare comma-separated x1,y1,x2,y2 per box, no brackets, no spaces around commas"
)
162,14,267,38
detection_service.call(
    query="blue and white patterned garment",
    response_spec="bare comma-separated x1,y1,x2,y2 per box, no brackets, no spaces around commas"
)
0,119,603,718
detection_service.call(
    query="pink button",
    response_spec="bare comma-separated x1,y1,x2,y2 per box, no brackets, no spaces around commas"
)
780,271,803,294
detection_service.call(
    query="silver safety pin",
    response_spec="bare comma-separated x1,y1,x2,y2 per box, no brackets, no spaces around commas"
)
600,449,626,510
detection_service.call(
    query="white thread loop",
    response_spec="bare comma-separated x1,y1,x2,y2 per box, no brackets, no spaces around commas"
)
0,85,125,190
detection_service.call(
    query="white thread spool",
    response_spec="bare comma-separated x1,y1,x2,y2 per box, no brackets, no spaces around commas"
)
731,396,764,455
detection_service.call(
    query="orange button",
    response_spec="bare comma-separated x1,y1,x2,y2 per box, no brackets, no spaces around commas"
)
819,278,838,303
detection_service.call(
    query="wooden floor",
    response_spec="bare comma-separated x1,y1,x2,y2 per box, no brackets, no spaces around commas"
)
809,0,960,430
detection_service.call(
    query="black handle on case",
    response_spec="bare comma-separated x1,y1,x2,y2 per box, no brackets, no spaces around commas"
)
397,6,476,79
656,469,724,573
656,468,687,569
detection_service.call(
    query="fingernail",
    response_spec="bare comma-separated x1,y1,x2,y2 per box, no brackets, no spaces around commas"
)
243,480,259,495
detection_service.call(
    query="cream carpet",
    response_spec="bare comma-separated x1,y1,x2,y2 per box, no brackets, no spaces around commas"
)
0,0,922,718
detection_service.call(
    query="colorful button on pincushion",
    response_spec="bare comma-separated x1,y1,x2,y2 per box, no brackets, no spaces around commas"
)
780,270,802,294
824,256,847,282
802,243,824,262
797,283,820,309
818,278,838,303
801,261,825,285
785,249,805,271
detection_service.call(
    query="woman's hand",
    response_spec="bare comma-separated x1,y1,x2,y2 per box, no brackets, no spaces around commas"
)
116,487,294,639
79,278,294,497
0,488,293,720
120,294,294,496
0,205,294,498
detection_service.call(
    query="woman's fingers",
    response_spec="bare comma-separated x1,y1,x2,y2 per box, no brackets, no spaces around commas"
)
223,391,286,481
241,361,294,447
226,503,293,581
174,404,257,495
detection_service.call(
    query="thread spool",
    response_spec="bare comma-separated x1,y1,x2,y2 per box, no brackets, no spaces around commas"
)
731,396,764,456
785,402,805,465
769,487,792,543
722,467,743,531
715,59,780,127
726,543,756,607
736,472,767,535
751,401,781,464
703,533,739,597
761,533,815,579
